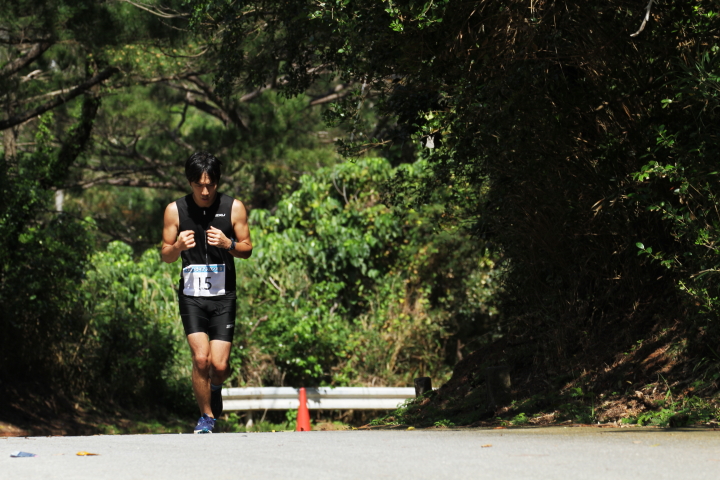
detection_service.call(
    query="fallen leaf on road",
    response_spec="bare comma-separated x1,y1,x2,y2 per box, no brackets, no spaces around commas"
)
493,427,506,429
76,451,99,456
407,427,415,430
481,444,492,448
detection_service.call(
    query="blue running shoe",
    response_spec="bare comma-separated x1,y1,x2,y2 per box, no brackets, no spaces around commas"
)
194,414,215,434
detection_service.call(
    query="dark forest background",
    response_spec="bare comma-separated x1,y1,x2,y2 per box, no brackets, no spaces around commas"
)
2,0,720,428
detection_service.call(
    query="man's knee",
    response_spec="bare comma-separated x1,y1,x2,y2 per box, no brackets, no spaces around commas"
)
192,352,211,371
212,359,230,379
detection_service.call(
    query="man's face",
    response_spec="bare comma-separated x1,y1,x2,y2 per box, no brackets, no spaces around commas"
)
190,172,217,207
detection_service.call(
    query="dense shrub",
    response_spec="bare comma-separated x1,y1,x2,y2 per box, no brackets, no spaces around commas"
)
82,157,500,394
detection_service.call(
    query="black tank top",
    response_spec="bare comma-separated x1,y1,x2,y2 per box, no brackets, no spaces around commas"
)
176,192,236,294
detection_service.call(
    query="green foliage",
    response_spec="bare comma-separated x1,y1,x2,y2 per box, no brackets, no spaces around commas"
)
635,408,684,427
13,0,720,422
0,107,96,380
0,0,199,403
433,418,455,428
369,397,417,426
511,412,529,425
192,0,720,402
234,156,500,386
66,81,343,251
625,395,720,428
2,0,506,416
556,403,596,426
79,241,191,409
95,418,187,435
629,44,720,316
214,411,299,433
62,155,499,413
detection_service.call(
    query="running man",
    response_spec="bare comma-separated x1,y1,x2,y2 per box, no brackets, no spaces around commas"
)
161,151,252,434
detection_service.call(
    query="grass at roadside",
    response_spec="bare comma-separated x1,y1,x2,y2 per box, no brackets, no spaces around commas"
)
367,389,720,430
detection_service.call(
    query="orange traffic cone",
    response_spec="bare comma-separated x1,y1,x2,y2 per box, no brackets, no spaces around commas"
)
296,387,311,432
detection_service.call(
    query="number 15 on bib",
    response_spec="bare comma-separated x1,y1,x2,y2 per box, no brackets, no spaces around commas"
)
182,264,226,296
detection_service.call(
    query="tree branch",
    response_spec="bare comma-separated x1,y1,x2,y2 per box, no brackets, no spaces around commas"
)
119,0,188,19
0,67,119,131
630,0,655,37
186,75,250,130
104,179,178,189
0,41,52,78
308,83,352,106
248,315,269,337
184,92,231,125
265,276,285,296
134,72,206,86
94,140,187,190
18,76,200,107
186,75,226,108
79,177,180,189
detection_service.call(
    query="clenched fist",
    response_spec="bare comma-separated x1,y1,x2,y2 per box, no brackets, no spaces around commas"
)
176,230,196,250
207,226,230,249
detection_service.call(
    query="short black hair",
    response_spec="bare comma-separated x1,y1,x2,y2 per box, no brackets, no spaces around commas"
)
185,151,222,184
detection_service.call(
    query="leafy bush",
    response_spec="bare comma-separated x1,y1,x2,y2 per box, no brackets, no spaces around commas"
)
631,49,720,318
80,242,192,411
0,107,97,382
81,157,501,397
233,157,501,387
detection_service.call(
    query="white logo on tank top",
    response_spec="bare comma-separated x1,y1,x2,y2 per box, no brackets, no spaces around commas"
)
215,214,226,217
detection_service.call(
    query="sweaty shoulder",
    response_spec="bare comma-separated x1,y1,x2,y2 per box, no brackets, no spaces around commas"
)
231,199,248,220
162,201,180,249
164,201,179,224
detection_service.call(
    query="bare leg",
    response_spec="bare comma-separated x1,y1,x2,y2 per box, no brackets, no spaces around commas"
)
209,339,232,386
188,335,234,416
187,332,212,416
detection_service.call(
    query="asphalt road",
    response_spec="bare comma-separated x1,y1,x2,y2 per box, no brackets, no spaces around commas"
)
3,426,720,479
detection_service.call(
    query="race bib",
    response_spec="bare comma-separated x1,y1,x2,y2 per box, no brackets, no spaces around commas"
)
182,264,226,296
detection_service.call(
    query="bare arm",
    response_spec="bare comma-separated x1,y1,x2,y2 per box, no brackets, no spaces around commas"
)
206,199,253,259
230,199,252,259
161,202,196,263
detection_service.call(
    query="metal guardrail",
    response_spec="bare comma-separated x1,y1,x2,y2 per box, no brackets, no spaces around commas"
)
222,387,416,411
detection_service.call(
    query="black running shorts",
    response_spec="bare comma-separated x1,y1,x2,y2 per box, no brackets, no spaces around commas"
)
178,292,236,342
